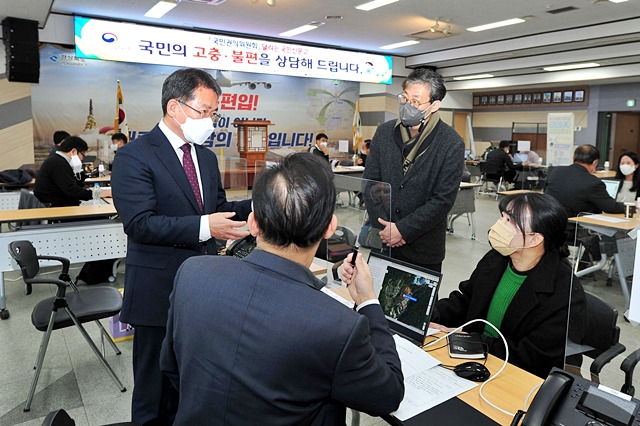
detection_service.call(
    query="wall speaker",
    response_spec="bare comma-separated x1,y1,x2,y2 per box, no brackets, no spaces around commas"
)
2,17,40,83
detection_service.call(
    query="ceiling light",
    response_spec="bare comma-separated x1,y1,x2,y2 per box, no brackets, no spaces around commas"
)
356,0,399,12
144,0,180,18
543,62,600,71
266,0,276,6
430,19,440,33
379,40,420,50
453,74,494,81
467,18,525,32
609,0,628,3
279,22,324,37
442,24,451,35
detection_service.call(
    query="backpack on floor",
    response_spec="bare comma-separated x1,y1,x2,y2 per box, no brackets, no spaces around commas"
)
75,259,114,285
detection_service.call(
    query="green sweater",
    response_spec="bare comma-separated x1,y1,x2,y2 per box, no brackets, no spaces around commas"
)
484,263,527,338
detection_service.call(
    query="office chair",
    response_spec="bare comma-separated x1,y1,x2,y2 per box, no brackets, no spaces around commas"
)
8,189,48,231
565,292,626,383
8,240,126,412
315,225,357,262
477,161,504,200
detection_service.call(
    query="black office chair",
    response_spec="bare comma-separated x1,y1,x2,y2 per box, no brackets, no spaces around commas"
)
8,240,126,412
477,161,504,200
315,225,357,262
42,408,139,426
565,292,626,383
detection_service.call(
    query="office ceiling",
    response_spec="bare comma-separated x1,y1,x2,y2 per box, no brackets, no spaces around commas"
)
3,0,640,90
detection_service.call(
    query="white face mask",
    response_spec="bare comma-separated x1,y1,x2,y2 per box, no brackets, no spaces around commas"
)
176,103,214,146
111,143,119,151
320,141,328,147
70,154,83,174
620,164,636,176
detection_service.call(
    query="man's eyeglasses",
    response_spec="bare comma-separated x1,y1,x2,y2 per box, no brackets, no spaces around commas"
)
397,93,431,109
178,100,219,120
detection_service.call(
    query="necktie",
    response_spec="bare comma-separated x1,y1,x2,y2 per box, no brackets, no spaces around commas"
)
180,143,204,213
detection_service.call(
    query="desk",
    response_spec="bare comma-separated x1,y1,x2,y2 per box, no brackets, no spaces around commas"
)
569,213,639,311
0,219,127,319
0,202,117,224
86,175,111,185
594,170,616,179
387,338,543,426
496,189,543,196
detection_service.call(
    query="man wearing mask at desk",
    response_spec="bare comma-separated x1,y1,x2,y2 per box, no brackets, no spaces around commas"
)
545,144,625,217
35,136,111,207
308,132,330,162
363,68,464,271
111,67,251,425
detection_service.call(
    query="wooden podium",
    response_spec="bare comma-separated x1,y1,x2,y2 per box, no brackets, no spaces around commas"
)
234,120,272,167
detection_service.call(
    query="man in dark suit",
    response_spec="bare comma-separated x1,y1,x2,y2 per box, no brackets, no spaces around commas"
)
111,68,251,424
160,153,404,425
545,144,624,217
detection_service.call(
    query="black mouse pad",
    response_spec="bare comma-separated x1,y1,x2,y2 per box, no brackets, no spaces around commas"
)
383,397,500,425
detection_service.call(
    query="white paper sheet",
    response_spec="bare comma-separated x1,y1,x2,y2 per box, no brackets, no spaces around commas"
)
392,335,478,421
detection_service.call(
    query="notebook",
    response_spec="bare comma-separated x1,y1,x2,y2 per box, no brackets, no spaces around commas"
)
601,178,621,199
368,252,442,346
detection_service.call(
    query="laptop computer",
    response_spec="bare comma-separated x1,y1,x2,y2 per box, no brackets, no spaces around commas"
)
367,252,442,346
601,178,621,199
513,153,528,164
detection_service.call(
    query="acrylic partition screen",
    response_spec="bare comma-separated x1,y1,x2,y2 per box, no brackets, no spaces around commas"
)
564,213,638,393
217,156,249,201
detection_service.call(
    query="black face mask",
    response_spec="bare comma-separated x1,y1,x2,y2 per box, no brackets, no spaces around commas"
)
399,102,433,127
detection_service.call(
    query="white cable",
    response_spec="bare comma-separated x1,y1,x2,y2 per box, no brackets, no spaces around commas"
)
523,381,543,411
424,318,514,417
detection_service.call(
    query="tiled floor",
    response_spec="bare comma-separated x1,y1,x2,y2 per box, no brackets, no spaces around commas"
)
1,193,638,425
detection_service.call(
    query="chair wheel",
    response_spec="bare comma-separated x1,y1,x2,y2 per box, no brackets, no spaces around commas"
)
108,276,116,283
0,309,9,320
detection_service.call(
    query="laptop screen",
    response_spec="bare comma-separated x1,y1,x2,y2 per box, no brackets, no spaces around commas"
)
513,153,528,163
601,179,621,199
367,252,441,345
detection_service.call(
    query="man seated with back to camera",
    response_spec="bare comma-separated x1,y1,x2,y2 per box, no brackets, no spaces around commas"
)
160,152,404,425
35,136,111,207
430,193,587,378
484,140,525,189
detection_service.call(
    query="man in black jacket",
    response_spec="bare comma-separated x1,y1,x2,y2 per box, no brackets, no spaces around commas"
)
35,136,111,207
485,140,524,186
545,144,625,217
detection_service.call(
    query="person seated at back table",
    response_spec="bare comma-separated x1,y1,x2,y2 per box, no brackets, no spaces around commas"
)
485,140,526,188
357,139,371,167
430,193,587,378
48,130,70,157
308,132,330,162
614,151,640,203
544,144,624,217
160,153,403,424
35,136,111,207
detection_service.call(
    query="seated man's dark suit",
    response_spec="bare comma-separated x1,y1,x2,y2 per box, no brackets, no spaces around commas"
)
160,249,404,425
34,153,91,207
544,163,625,217
485,148,520,184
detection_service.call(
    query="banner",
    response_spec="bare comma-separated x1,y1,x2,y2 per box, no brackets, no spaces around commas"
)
31,44,360,165
546,113,575,166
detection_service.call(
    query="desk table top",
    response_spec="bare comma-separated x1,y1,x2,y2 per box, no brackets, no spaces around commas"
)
326,285,542,425
593,170,617,178
426,339,543,425
0,201,117,223
569,213,640,231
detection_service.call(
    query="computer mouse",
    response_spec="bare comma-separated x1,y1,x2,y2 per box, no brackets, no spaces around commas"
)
453,361,491,382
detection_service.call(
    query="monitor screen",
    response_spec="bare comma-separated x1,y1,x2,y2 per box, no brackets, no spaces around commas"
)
601,179,621,199
513,153,528,163
464,149,471,159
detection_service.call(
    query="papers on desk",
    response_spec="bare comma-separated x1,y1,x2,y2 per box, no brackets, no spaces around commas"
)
587,214,633,224
392,335,478,421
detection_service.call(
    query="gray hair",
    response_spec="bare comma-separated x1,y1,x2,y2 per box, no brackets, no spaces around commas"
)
402,68,447,102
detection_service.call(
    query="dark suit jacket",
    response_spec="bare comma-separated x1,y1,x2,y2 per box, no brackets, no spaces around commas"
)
432,249,587,378
485,148,520,175
544,163,625,217
160,249,404,425
111,124,251,327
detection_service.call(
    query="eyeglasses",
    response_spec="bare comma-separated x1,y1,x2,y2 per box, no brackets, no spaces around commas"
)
397,93,431,109
178,100,218,120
